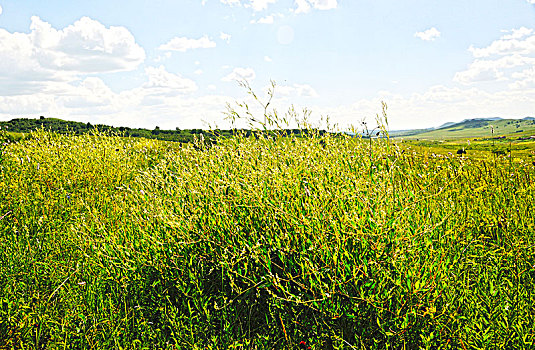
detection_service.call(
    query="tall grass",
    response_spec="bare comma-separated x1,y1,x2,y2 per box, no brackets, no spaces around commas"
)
1,112,535,348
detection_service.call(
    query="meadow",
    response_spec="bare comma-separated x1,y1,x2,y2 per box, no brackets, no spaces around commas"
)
1,112,535,349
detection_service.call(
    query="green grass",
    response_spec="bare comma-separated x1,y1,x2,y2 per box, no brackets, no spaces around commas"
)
1,127,535,349
400,138,535,162
400,118,535,140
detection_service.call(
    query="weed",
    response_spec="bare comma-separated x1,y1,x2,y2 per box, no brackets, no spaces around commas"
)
0,84,534,349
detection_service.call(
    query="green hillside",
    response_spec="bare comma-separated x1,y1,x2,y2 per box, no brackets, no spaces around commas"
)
0,117,222,143
0,117,326,144
399,117,535,140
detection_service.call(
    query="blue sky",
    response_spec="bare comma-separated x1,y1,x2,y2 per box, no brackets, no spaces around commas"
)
0,0,534,130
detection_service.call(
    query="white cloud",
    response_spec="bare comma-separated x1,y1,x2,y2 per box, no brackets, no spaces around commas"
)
295,0,311,13
0,16,145,96
194,69,204,75
246,0,278,11
220,32,231,43
455,28,535,85
29,16,145,73
264,56,272,62
500,27,533,40
275,83,319,98
527,0,535,4
453,63,504,84
468,27,535,58
159,35,216,52
143,66,198,94
207,84,217,90
414,27,441,41
309,0,337,10
220,0,278,11
251,15,274,24
510,67,535,89
311,85,535,131
222,67,256,82
0,64,225,129
154,52,172,62
0,5,2,15
294,0,337,13
223,0,340,12
454,54,535,84
61,77,118,109
220,0,241,6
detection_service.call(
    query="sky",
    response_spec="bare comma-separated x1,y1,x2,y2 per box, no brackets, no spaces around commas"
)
0,0,535,131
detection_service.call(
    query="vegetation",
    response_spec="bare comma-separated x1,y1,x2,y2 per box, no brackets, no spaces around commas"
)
1,97,535,348
397,117,535,140
0,117,323,145
0,116,221,144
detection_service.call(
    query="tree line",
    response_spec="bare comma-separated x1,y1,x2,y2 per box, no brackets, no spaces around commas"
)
0,117,326,143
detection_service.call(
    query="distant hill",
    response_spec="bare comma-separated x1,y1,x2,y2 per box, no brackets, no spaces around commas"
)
394,117,535,140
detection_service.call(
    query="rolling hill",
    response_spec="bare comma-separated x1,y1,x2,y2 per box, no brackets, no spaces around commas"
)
393,117,535,140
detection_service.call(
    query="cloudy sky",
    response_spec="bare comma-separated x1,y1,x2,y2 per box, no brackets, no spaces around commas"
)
0,0,534,130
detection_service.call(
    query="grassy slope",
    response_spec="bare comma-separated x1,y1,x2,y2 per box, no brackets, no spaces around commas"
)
400,118,535,140
1,130,535,349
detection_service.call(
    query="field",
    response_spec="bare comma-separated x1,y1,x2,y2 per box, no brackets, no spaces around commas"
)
1,124,535,349
398,118,535,140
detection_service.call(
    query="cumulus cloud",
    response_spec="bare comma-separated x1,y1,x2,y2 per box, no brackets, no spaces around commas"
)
275,83,319,98
510,67,535,89
221,0,278,11
468,27,535,58
414,27,441,41
453,64,504,84
309,0,337,10
247,0,278,11
0,5,2,15
220,0,241,6
500,27,533,40
251,15,274,24
29,16,145,73
0,16,145,96
455,27,535,85
142,66,198,94
222,0,335,12
61,77,118,109
0,64,226,129
312,85,535,131
294,0,337,13
222,67,256,82
0,16,145,77
454,54,535,84
159,35,216,52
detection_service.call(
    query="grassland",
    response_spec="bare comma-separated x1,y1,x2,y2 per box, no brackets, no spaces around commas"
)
1,125,535,349
399,118,535,140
